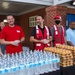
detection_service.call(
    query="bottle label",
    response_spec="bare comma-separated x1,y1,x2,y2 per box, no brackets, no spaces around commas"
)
0,69,5,74
19,65,25,69
5,68,11,73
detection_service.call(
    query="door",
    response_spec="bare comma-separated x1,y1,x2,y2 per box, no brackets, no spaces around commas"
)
66,14,75,29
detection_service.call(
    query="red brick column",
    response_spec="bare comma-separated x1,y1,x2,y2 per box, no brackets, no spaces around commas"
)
45,6,67,27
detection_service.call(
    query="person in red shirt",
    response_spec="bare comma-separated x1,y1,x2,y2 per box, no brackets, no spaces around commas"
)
50,15,66,46
0,15,25,54
30,16,52,50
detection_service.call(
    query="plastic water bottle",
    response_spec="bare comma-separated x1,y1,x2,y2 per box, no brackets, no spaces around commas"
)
4,54,12,75
10,54,17,75
47,52,52,73
48,52,53,72
52,53,57,71
0,57,5,75
14,53,20,75
56,54,60,70
26,52,34,75
44,51,50,73
33,50,39,75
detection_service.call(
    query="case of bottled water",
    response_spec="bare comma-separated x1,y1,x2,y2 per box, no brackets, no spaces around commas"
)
0,48,60,75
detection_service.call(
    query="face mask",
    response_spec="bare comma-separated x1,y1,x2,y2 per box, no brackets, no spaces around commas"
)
55,20,60,25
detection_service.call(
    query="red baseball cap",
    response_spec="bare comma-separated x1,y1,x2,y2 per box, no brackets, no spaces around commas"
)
54,15,61,19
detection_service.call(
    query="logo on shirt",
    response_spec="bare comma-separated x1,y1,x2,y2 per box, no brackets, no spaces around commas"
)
17,30,20,33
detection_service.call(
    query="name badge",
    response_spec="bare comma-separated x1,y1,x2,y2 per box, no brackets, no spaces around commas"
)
17,30,20,33
55,31,58,35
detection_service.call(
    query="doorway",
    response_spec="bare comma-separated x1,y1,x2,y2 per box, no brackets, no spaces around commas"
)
66,14,75,29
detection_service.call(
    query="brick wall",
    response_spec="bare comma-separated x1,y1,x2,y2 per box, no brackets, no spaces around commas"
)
67,8,75,14
45,5,75,28
45,6,67,27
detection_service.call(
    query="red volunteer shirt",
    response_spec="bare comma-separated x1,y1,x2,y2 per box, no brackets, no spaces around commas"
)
1,25,25,54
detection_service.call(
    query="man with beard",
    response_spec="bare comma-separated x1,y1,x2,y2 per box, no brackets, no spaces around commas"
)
50,15,66,46
30,16,52,50
0,15,25,54
66,22,75,46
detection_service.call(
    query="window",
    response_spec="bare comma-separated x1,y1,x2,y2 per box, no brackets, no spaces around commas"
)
29,15,37,27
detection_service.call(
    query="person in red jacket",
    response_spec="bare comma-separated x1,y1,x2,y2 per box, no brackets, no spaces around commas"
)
0,15,25,54
30,16,52,50
50,15,66,46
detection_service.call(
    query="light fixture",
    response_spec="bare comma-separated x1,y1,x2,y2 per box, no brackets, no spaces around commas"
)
73,0,75,5
2,2,9,9
3,19,7,23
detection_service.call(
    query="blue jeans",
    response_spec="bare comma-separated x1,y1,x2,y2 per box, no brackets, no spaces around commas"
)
1,44,6,54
